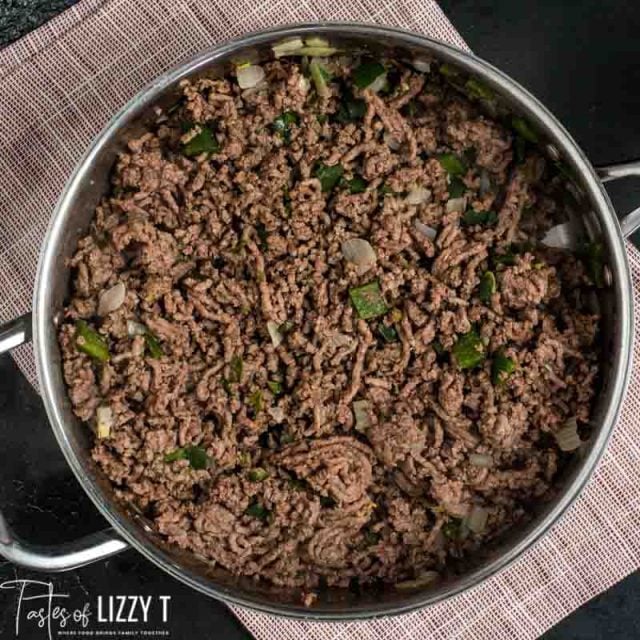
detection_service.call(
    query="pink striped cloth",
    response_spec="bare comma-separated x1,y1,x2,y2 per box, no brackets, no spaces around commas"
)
1,2,639,638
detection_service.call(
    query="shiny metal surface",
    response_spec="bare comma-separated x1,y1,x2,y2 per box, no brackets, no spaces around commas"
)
0,22,634,619
596,161,640,237
0,512,127,571
0,312,31,355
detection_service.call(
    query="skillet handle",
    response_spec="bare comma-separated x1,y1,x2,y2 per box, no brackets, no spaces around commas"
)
0,312,129,571
596,160,640,239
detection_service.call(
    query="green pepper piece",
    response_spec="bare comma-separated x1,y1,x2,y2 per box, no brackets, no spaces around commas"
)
462,209,498,226
352,60,386,89
313,162,344,192
248,390,263,415
439,64,460,78
347,175,368,194
511,116,538,144
229,355,243,383
182,125,220,157
478,271,496,303
75,320,110,362
245,501,270,520
437,153,466,176
378,323,398,343
349,281,389,320
248,467,269,482
580,241,605,287
163,448,185,463
272,111,300,144
335,85,366,124
465,78,495,101
144,331,163,359
432,339,445,356
491,351,516,386
267,380,283,395
164,445,209,470
448,177,466,198
442,517,462,539
452,329,486,370
492,249,518,267
363,529,381,546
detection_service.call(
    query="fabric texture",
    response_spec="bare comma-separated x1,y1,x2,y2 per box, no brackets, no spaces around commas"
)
1,1,638,638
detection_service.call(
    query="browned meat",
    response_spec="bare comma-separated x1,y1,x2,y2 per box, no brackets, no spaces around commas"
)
59,56,601,595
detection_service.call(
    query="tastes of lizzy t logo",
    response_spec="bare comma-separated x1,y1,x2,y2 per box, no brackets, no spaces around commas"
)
0,579,171,639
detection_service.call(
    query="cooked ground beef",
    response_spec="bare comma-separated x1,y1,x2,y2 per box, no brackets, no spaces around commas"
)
59,54,601,596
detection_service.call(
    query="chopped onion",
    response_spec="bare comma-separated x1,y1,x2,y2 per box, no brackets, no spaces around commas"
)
267,321,284,348
465,505,489,534
297,74,310,93
304,36,330,48
395,571,439,590
411,58,432,73
236,64,265,89
368,73,388,94
555,417,581,452
405,186,432,205
96,406,113,439
446,196,467,213
469,453,493,468
268,405,285,422
413,219,437,240
341,238,377,267
127,319,147,336
479,169,492,196
98,282,126,316
540,222,577,250
353,400,372,432
384,131,402,151
309,59,329,97
272,37,304,58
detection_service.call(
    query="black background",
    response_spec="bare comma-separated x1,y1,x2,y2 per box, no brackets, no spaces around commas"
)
1,1,640,638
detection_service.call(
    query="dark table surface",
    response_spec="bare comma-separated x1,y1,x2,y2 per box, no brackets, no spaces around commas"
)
1,1,640,638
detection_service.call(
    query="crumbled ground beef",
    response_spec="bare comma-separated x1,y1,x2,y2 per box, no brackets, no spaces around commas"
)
59,56,601,595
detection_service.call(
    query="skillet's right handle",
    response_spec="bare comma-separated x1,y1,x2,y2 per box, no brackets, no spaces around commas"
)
596,160,640,239
0,312,129,571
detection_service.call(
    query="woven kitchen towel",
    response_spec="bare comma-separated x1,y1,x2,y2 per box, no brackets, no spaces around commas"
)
1,2,640,639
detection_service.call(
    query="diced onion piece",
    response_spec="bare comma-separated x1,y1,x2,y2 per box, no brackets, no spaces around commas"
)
341,238,377,267
96,406,113,439
384,131,402,151
268,405,285,422
555,417,581,452
368,73,388,94
413,219,437,240
541,222,577,250
272,37,304,58
98,282,126,316
309,59,329,97
411,58,431,73
304,36,330,48
446,196,467,214
469,453,493,468
465,505,489,534
405,186,432,205
479,169,492,196
395,571,439,590
127,320,147,336
236,64,265,89
353,400,372,432
267,321,284,348
297,74,310,93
